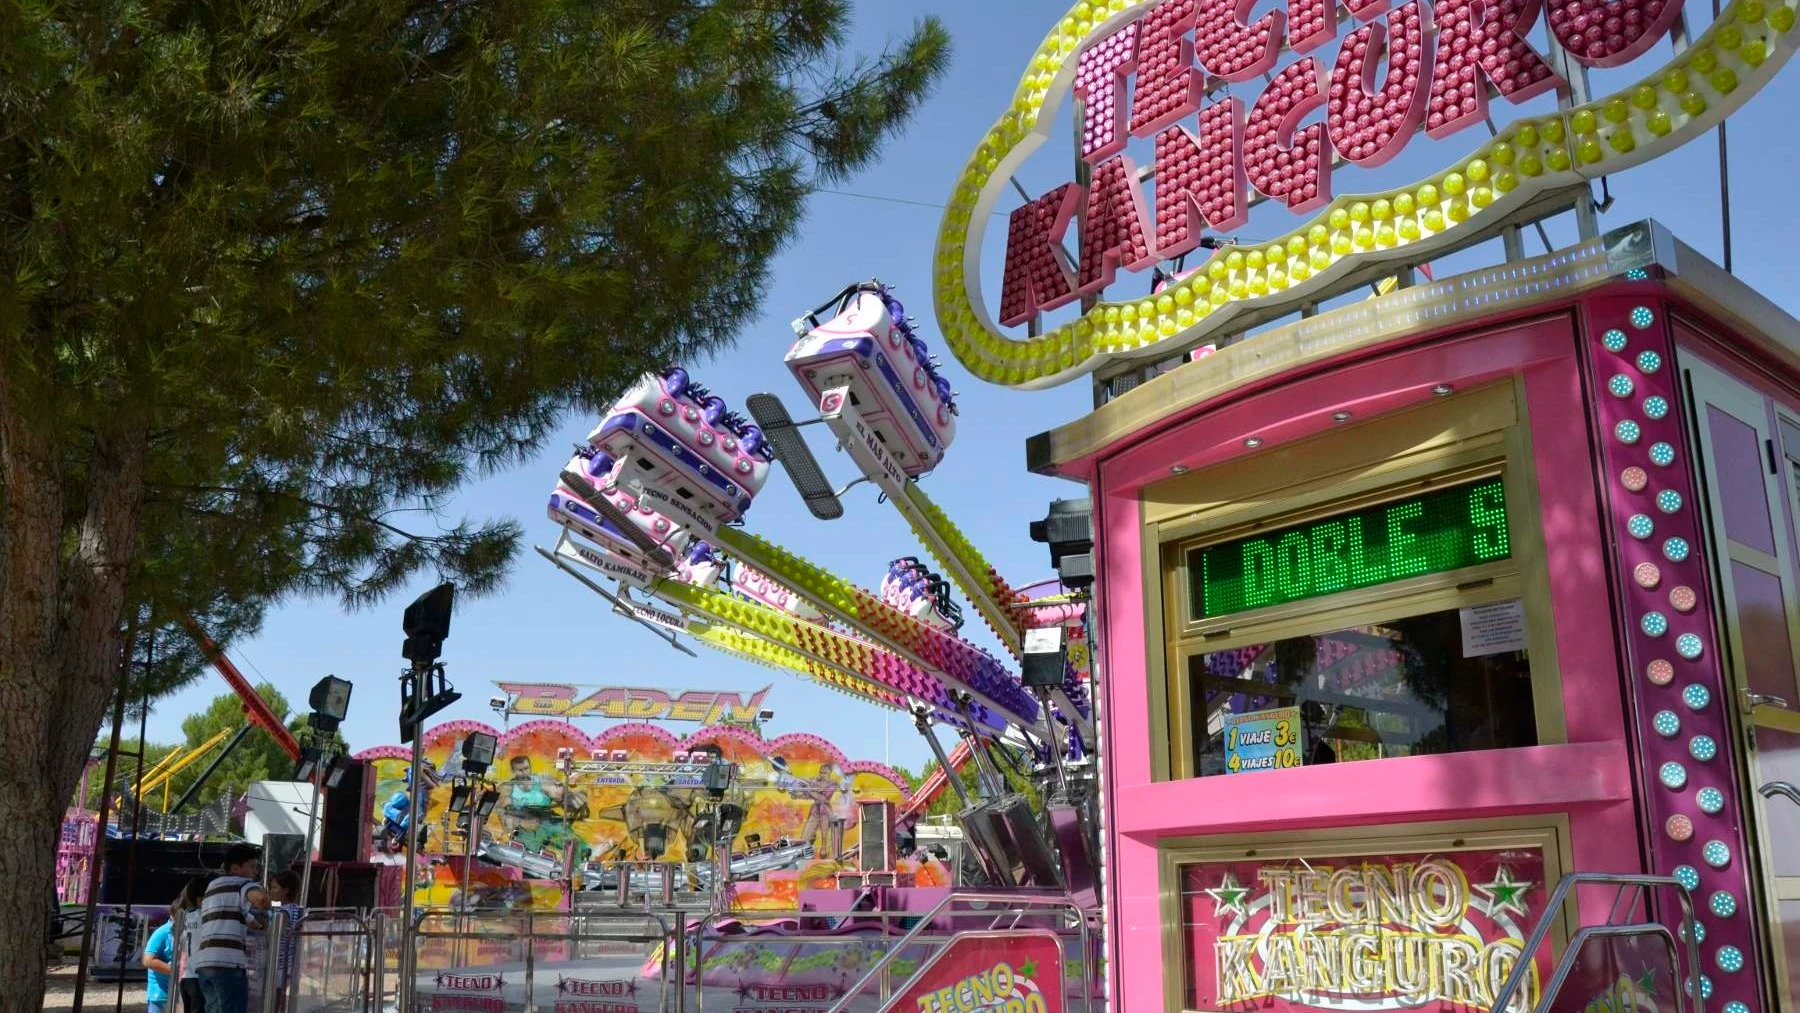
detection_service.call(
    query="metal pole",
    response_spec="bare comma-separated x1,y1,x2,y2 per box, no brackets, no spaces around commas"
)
299,765,322,908
72,665,130,1013
1718,126,1733,272
115,651,153,1011
458,782,483,970
713,830,729,914
460,782,483,914
168,908,183,993
399,666,428,1013
912,709,973,809
370,911,386,1013
954,697,1006,798
1034,689,1069,798
524,910,536,1013
260,909,288,1013
1714,0,1733,273
671,912,686,1013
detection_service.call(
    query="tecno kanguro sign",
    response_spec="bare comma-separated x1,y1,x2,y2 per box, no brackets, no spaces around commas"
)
932,0,1800,388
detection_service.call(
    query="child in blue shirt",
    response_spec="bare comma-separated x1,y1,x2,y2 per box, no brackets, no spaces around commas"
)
143,917,177,1013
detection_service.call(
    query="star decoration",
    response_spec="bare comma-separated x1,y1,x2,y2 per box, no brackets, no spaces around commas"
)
1474,866,1534,919
1018,958,1039,979
1636,965,1659,996
1204,872,1253,916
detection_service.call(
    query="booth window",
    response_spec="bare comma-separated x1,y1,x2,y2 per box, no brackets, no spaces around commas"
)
1166,475,1540,777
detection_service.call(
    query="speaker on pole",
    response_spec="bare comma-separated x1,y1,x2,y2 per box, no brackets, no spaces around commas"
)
319,758,372,863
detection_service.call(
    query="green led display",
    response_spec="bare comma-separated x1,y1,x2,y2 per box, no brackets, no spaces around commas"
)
1189,479,1511,619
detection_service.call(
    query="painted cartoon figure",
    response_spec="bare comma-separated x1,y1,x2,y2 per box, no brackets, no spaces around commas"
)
500,755,591,863
378,766,433,852
792,761,853,859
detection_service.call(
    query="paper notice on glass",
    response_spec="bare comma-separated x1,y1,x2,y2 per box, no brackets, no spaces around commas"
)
1460,599,1528,657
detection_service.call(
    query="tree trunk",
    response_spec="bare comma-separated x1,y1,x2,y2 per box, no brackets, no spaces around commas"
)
0,357,151,1013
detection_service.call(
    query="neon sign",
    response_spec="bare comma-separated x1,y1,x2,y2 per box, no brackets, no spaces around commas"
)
933,0,1800,388
1189,478,1510,617
1181,849,1549,1012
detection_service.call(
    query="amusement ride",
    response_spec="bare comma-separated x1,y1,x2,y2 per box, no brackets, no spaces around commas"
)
59,0,1800,1011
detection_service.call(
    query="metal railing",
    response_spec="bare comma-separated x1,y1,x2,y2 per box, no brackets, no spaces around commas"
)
1489,872,1700,1013
679,900,1068,1010
279,889,1101,1013
284,908,379,1013
408,905,681,1013
817,892,1097,1013
1759,780,1800,808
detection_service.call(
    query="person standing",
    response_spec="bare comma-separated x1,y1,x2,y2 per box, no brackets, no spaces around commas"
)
266,871,305,1011
248,871,304,1010
192,845,268,1013
174,875,214,1013
143,912,177,1013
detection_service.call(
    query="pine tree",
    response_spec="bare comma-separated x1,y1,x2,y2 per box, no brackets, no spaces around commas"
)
0,2,948,1004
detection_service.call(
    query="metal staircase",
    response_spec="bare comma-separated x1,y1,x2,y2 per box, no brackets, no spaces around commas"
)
818,891,1099,1013
1490,872,1700,1013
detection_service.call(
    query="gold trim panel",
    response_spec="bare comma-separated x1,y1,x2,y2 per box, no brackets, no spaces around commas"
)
1156,817,1575,1013
1031,220,1800,476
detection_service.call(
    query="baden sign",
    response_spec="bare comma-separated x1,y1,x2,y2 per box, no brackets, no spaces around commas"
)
932,0,1800,388
496,682,772,724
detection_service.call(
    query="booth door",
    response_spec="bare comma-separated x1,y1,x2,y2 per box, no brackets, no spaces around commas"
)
1684,355,1800,1006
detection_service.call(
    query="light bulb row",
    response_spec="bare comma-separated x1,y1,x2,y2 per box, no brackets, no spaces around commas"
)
931,0,1799,388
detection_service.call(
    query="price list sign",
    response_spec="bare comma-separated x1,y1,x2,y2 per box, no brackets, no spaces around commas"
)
1222,706,1303,774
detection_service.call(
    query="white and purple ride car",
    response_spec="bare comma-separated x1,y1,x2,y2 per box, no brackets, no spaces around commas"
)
587,367,772,527
879,557,963,632
785,282,957,478
549,368,774,573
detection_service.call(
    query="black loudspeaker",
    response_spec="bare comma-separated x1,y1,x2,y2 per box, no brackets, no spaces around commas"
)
262,834,306,877
319,758,371,863
1020,628,1068,688
1049,804,1098,908
99,840,239,906
312,863,380,910
958,795,1064,890
995,795,1064,889
857,800,896,872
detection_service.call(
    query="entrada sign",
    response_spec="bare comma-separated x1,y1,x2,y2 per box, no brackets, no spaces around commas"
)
933,0,1799,387
497,682,772,724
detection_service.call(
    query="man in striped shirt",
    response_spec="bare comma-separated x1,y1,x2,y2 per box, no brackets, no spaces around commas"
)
192,844,270,1013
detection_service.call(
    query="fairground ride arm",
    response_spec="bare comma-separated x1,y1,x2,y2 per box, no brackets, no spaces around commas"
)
180,617,302,762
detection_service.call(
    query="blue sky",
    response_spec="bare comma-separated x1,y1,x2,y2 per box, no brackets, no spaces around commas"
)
135,0,1800,773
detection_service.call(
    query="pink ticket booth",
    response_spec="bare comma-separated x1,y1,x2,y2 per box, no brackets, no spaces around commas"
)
1025,222,1800,1013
